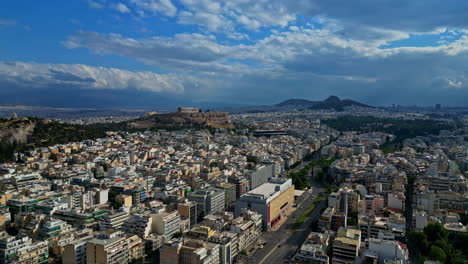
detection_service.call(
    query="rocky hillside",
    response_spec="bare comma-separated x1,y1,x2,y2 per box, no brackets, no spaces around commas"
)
129,111,234,129
0,117,109,162
0,112,234,162
0,117,36,144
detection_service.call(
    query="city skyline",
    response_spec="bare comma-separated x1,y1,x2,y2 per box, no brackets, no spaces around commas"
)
1,1,468,107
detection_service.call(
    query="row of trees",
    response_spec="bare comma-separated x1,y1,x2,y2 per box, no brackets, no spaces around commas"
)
289,157,335,190
407,222,467,264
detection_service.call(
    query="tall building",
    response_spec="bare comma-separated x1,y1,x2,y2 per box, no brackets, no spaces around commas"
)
188,188,225,218
319,207,335,232
235,178,294,230
207,232,239,264
63,239,89,264
178,201,198,228
217,183,236,209
96,189,109,205
332,227,361,264
86,231,129,264
359,215,389,241
127,235,145,262
247,163,275,190
328,192,341,210
228,177,248,199
331,212,347,231
435,104,441,111
152,211,181,241
361,195,384,216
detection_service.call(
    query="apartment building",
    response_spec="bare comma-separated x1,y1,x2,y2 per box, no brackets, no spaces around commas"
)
86,231,129,264
332,228,361,264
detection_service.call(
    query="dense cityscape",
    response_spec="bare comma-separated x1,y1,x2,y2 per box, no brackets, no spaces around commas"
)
0,104,466,264
2,1,468,263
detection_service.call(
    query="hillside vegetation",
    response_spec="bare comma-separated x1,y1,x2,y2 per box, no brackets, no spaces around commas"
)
0,117,111,162
0,115,224,163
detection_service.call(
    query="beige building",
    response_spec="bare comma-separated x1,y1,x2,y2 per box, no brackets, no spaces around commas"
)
0,193,13,206
116,194,133,207
178,201,198,228
160,239,220,264
152,211,181,241
235,178,294,230
0,235,49,264
86,231,129,264
127,235,145,261
63,239,89,264
332,227,361,264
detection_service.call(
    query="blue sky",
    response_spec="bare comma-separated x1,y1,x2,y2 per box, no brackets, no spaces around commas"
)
1,0,468,108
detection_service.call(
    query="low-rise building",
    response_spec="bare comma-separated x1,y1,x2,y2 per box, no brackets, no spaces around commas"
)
294,232,330,264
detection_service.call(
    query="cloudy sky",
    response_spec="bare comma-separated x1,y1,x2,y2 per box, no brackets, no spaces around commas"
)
1,0,468,108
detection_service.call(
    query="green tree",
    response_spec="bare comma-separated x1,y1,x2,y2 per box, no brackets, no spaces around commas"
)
428,246,446,263
424,222,448,242
130,258,144,264
407,231,429,256
347,211,358,226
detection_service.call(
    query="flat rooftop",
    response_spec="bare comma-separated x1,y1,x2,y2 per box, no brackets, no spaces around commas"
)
240,179,292,202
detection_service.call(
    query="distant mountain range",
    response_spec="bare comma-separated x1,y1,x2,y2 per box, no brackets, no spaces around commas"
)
219,95,373,113
275,99,318,107
308,95,373,111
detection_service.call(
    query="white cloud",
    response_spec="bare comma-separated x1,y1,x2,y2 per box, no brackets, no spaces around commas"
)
129,0,177,17
173,0,297,32
178,10,231,32
87,0,104,9
0,61,185,93
447,79,463,89
63,31,238,73
114,3,131,13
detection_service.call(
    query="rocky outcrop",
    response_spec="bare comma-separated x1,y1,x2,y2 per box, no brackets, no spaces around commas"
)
0,117,35,144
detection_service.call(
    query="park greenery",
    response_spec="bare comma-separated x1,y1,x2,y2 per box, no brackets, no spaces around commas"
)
288,157,335,190
407,222,467,264
322,116,453,143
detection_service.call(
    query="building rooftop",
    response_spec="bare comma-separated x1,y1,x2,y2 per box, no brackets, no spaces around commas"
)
242,178,292,201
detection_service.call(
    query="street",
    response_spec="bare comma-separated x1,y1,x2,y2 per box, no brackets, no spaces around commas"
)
250,171,327,264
